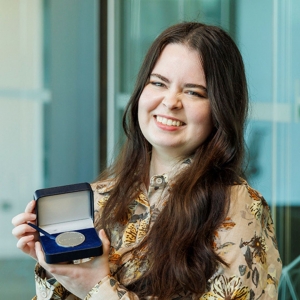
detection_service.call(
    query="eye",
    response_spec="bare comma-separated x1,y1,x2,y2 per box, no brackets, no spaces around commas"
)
150,81,165,87
186,90,207,98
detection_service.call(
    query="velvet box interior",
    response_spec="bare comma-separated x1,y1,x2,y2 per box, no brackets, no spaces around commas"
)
34,183,103,264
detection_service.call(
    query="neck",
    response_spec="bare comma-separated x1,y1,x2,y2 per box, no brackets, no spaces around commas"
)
149,149,183,177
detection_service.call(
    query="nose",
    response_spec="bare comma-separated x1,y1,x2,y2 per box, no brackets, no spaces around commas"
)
162,91,182,110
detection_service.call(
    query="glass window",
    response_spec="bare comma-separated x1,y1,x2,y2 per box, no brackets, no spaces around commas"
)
107,0,233,155
108,1,300,297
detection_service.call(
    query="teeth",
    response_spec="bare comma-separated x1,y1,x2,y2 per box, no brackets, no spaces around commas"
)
156,116,182,127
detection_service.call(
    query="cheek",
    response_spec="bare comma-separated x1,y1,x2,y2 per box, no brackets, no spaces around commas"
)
137,95,150,129
138,100,157,123
138,94,148,111
191,110,214,143
137,100,144,128
139,85,162,111
138,90,149,114
204,110,214,130
190,104,213,129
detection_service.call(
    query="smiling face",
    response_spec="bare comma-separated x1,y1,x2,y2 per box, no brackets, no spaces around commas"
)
138,43,214,159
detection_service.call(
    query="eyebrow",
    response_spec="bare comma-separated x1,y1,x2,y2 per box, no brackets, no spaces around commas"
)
150,73,207,92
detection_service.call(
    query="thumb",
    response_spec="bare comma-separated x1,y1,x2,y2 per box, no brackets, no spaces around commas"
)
99,229,110,255
35,241,46,266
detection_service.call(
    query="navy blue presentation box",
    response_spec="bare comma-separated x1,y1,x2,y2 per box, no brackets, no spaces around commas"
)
34,183,103,264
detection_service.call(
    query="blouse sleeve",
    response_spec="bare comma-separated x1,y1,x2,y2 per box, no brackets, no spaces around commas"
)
200,182,282,299
34,264,139,300
34,263,79,300
84,275,139,300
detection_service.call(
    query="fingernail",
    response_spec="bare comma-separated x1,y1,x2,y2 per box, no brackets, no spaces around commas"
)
30,214,36,220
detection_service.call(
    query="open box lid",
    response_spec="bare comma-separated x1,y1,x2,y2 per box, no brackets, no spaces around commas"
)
34,183,94,234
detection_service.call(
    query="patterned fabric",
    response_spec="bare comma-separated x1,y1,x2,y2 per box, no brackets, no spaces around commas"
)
34,163,282,299
33,265,80,300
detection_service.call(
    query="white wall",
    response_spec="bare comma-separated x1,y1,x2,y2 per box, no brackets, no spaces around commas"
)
236,0,300,206
0,0,45,258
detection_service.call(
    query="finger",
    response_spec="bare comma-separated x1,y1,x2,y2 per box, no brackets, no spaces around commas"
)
12,212,36,226
16,235,35,249
12,223,37,238
35,241,47,266
25,200,36,213
35,242,71,276
35,241,60,277
99,229,110,255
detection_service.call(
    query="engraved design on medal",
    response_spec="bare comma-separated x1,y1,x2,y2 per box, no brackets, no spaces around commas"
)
55,232,85,247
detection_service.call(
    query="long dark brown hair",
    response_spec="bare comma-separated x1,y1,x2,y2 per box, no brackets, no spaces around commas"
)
97,22,248,298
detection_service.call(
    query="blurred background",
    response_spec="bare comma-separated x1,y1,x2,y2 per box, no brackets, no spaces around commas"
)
0,0,299,298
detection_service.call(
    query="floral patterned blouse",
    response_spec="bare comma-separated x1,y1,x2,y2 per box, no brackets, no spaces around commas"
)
33,165,282,300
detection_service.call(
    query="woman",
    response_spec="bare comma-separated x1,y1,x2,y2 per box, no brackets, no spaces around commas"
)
12,22,282,299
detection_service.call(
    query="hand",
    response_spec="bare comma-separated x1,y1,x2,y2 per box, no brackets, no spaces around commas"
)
12,200,39,260
35,229,111,299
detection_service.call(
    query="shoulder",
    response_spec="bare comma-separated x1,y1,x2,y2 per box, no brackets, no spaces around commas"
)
224,180,275,243
216,181,273,244
91,179,115,194
90,179,116,210
228,179,270,221
229,179,264,203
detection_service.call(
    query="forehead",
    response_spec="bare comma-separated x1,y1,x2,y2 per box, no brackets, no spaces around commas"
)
152,43,205,82
156,43,201,63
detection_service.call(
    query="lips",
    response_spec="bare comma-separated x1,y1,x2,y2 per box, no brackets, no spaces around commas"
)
156,115,184,127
